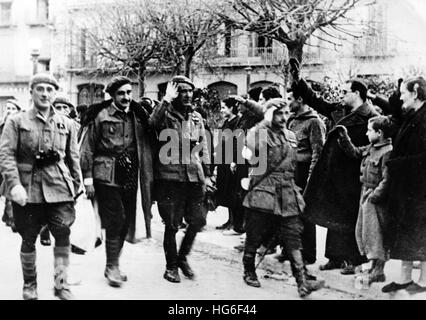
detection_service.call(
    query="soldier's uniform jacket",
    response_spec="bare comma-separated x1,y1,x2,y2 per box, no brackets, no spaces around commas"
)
80,102,138,187
0,106,81,203
80,99,154,243
243,120,305,218
149,100,211,183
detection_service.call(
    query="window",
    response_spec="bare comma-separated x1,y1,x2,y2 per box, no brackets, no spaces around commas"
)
0,2,12,25
37,0,49,22
78,84,105,106
78,88,90,106
249,33,273,57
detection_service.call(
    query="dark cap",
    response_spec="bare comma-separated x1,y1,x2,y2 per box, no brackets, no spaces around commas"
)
171,75,195,90
53,97,74,109
105,76,132,95
29,73,59,90
6,99,21,111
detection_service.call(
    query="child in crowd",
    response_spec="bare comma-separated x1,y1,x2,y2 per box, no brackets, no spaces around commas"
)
335,116,397,284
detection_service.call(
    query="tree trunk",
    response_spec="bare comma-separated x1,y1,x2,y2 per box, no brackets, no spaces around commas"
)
185,58,191,78
184,51,195,78
138,64,146,98
287,42,304,64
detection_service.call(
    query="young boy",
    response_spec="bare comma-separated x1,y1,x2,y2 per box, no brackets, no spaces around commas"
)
335,116,397,284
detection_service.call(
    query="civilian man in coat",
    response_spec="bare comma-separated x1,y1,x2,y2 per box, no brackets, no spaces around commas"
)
0,74,81,300
287,88,326,265
149,76,213,283
290,59,378,274
80,76,154,288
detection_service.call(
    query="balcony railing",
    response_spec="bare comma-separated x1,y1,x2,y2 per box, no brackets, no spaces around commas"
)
214,46,286,66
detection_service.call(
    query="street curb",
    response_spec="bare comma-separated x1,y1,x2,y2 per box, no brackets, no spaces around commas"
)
149,221,388,300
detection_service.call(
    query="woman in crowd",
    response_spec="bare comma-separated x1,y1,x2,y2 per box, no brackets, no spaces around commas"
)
215,97,241,231
379,77,426,294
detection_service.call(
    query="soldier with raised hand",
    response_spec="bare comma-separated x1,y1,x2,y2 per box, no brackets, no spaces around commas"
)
241,98,325,297
149,76,213,283
0,73,81,300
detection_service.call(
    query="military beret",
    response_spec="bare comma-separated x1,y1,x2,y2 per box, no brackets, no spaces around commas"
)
105,76,132,95
29,73,59,90
6,99,21,111
53,97,74,109
171,75,195,90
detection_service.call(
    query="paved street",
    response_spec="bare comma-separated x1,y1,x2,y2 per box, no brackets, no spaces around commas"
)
1,199,425,300
0,201,359,300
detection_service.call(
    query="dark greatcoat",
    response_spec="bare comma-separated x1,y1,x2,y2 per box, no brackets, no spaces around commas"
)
295,79,378,263
215,115,240,207
384,102,426,260
80,99,155,241
297,79,380,231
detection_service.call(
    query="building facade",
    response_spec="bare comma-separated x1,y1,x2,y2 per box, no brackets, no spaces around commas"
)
1,0,426,112
0,0,56,115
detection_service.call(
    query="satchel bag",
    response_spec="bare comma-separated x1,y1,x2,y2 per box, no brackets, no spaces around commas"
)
116,150,138,190
243,147,289,213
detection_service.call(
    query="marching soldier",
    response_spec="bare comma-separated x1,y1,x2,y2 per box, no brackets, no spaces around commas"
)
80,76,154,288
241,98,324,297
150,76,213,283
0,73,81,300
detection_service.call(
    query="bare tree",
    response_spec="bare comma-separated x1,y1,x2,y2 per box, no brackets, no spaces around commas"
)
214,0,370,63
74,0,163,97
149,0,224,78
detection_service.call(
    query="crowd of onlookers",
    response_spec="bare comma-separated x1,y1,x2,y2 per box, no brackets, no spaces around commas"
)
198,61,426,295
2,66,426,298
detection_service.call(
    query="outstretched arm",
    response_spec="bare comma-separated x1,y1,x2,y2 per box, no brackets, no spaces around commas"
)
289,57,339,119
335,125,367,159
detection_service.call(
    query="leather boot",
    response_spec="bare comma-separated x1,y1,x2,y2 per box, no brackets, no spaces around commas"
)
369,259,386,284
53,246,74,300
104,239,123,288
289,250,324,297
117,248,128,282
177,226,198,279
242,252,260,287
177,256,195,279
164,268,181,283
21,251,38,300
